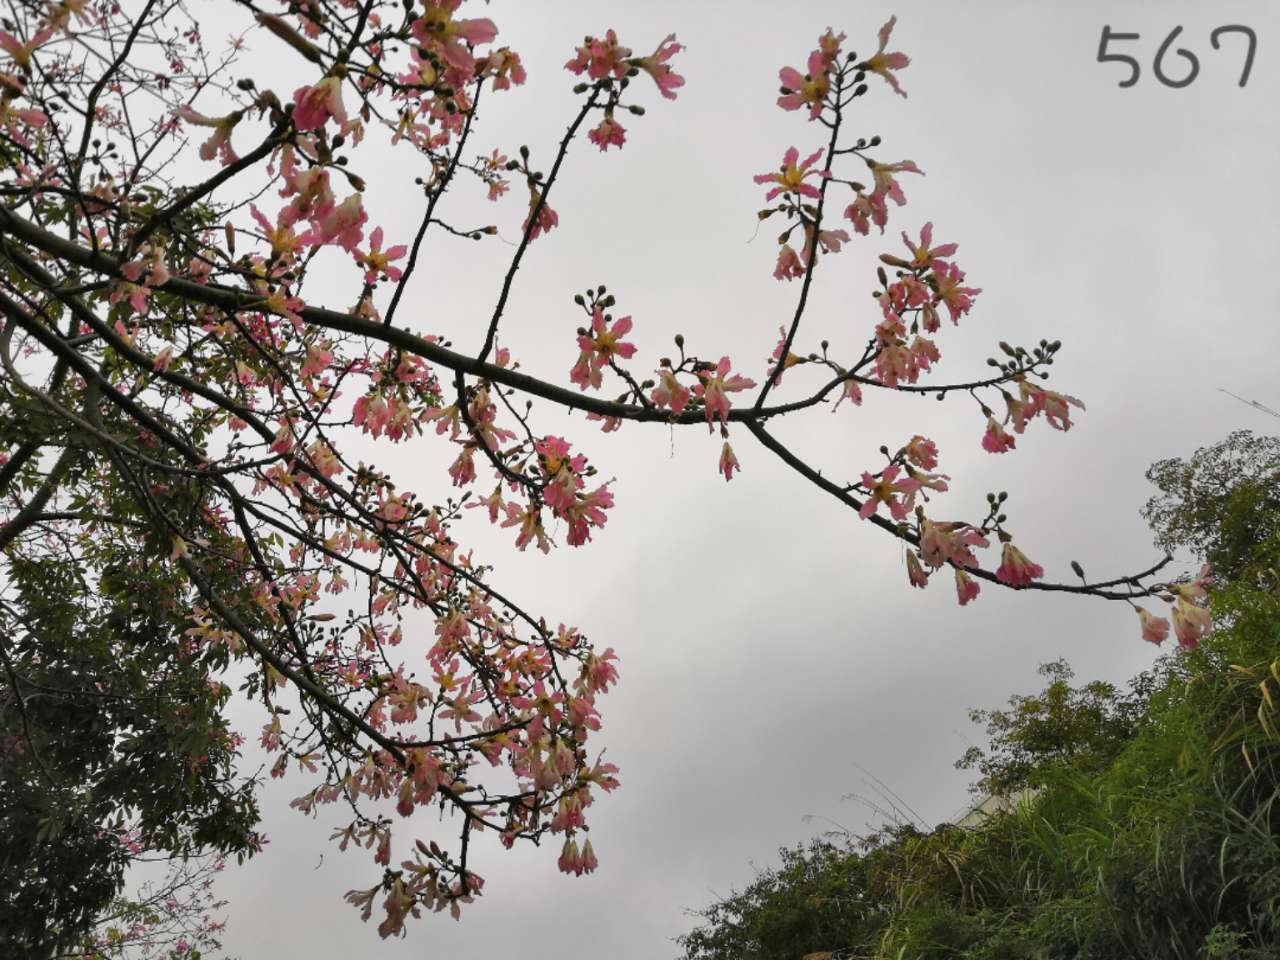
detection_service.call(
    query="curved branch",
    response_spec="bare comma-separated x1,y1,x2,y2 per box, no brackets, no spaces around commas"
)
744,418,1174,600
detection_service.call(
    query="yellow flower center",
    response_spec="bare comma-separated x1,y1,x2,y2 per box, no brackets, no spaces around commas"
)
802,75,828,103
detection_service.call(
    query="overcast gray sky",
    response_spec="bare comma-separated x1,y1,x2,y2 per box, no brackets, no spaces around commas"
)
207,2,1279,956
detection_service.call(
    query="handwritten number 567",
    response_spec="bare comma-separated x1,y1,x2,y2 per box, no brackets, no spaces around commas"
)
1098,25,1257,88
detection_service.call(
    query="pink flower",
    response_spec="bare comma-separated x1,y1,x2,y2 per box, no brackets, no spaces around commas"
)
565,29,631,81
448,446,476,487
954,568,980,605
773,243,804,281
754,146,827,202
501,501,550,553
904,435,938,470
1011,381,1084,433
1136,607,1170,645
858,465,920,521
833,376,863,410
906,550,929,588
153,345,174,372
304,194,367,252
1041,388,1085,431
880,275,929,319
634,33,684,100
844,192,882,236
250,204,303,263
120,244,170,292
300,342,332,380
818,28,847,62
932,260,981,323
570,309,636,390
905,463,948,494
481,46,526,91
778,49,830,119
292,76,346,132
109,281,149,315
356,226,408,283
919,519,988,569
412,2,497,74
872,321,938,388
587,412,621,432
869,158,923,209
902,222,957,269
859,16,910,98
269,420,294,455
982,416,1017,454
1170,564,1213,604
588,111,627,151
0,97,47,147
565,484,614,546
175,106,240,164
0,25,53,71
650,369,690,415
1003,390,1033,434
693,357,755,430
524,186,558,240
307,440,343,479
802,225,851,262
354,392,389,439
1172,598,1211,650
580,837,599,873
768,325,803,385
279,165,336,229
719,441,740,481
536,435,586,515
995,542,1044,587
558,837,597,876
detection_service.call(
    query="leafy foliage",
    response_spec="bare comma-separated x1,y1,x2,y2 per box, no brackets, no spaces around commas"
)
0,547,260,954
1144,430,1280,582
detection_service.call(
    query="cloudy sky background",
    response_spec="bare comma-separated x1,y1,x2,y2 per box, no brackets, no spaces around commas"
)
199,1,1280,956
